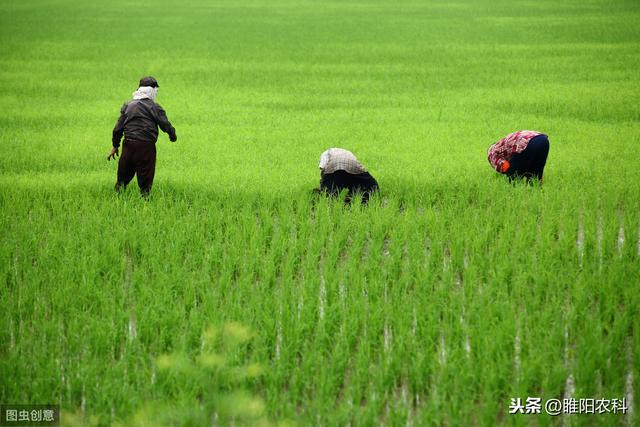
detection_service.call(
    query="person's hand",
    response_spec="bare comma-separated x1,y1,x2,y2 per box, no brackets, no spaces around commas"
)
107,147,119,161
499,160,510,173
170,133,177,142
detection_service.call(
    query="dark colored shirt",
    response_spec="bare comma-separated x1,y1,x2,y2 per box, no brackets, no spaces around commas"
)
112,98,176,148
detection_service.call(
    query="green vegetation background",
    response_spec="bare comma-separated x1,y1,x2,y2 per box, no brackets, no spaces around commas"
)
1,0,639,425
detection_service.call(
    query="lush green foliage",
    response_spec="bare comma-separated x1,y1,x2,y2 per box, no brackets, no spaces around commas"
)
1,0,639,425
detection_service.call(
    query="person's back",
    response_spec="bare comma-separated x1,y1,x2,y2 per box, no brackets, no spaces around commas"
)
317,148,378,204
115,88,176,145
108,76,177,196
120,99,164,142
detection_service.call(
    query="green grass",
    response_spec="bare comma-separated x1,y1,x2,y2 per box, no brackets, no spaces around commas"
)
1,0,639,425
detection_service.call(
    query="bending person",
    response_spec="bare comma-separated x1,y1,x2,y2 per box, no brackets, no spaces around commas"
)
487,130,549,182
317,148,379,203
108,76,177,196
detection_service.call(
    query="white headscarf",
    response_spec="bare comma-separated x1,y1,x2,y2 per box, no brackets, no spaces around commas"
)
132,86,158,101
318,148,366,174
319,149,332,170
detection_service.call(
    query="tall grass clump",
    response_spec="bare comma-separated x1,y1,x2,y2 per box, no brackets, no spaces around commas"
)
1,0,639,425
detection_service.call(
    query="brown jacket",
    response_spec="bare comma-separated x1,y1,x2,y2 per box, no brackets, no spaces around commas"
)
112,98,176,148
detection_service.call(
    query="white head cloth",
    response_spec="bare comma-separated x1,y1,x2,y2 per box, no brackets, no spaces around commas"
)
132,86,158,101
318,148,366,174
319,149,331,170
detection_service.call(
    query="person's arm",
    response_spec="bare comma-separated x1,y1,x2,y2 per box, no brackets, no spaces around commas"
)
112,104,127,147
487,136,511,173
489,151,509,173
109,104,127,160
154,104,177,142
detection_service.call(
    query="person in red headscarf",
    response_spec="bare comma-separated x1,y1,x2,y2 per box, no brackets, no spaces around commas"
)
487,130,550,182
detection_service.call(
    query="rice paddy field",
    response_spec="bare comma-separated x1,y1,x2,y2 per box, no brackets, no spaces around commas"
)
1,0,639,425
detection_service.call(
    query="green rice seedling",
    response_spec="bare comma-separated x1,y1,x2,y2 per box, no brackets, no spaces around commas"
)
1,0,639,425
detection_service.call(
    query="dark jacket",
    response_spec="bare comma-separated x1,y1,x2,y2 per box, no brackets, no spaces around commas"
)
112,98,176,148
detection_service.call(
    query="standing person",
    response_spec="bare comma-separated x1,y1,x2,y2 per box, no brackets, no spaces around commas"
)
317,148,379,204
487,130,550,182
108,76,177,196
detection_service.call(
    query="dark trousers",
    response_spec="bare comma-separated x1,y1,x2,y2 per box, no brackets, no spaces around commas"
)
507,134,550,181
320,170,379,204
115,140,157,195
